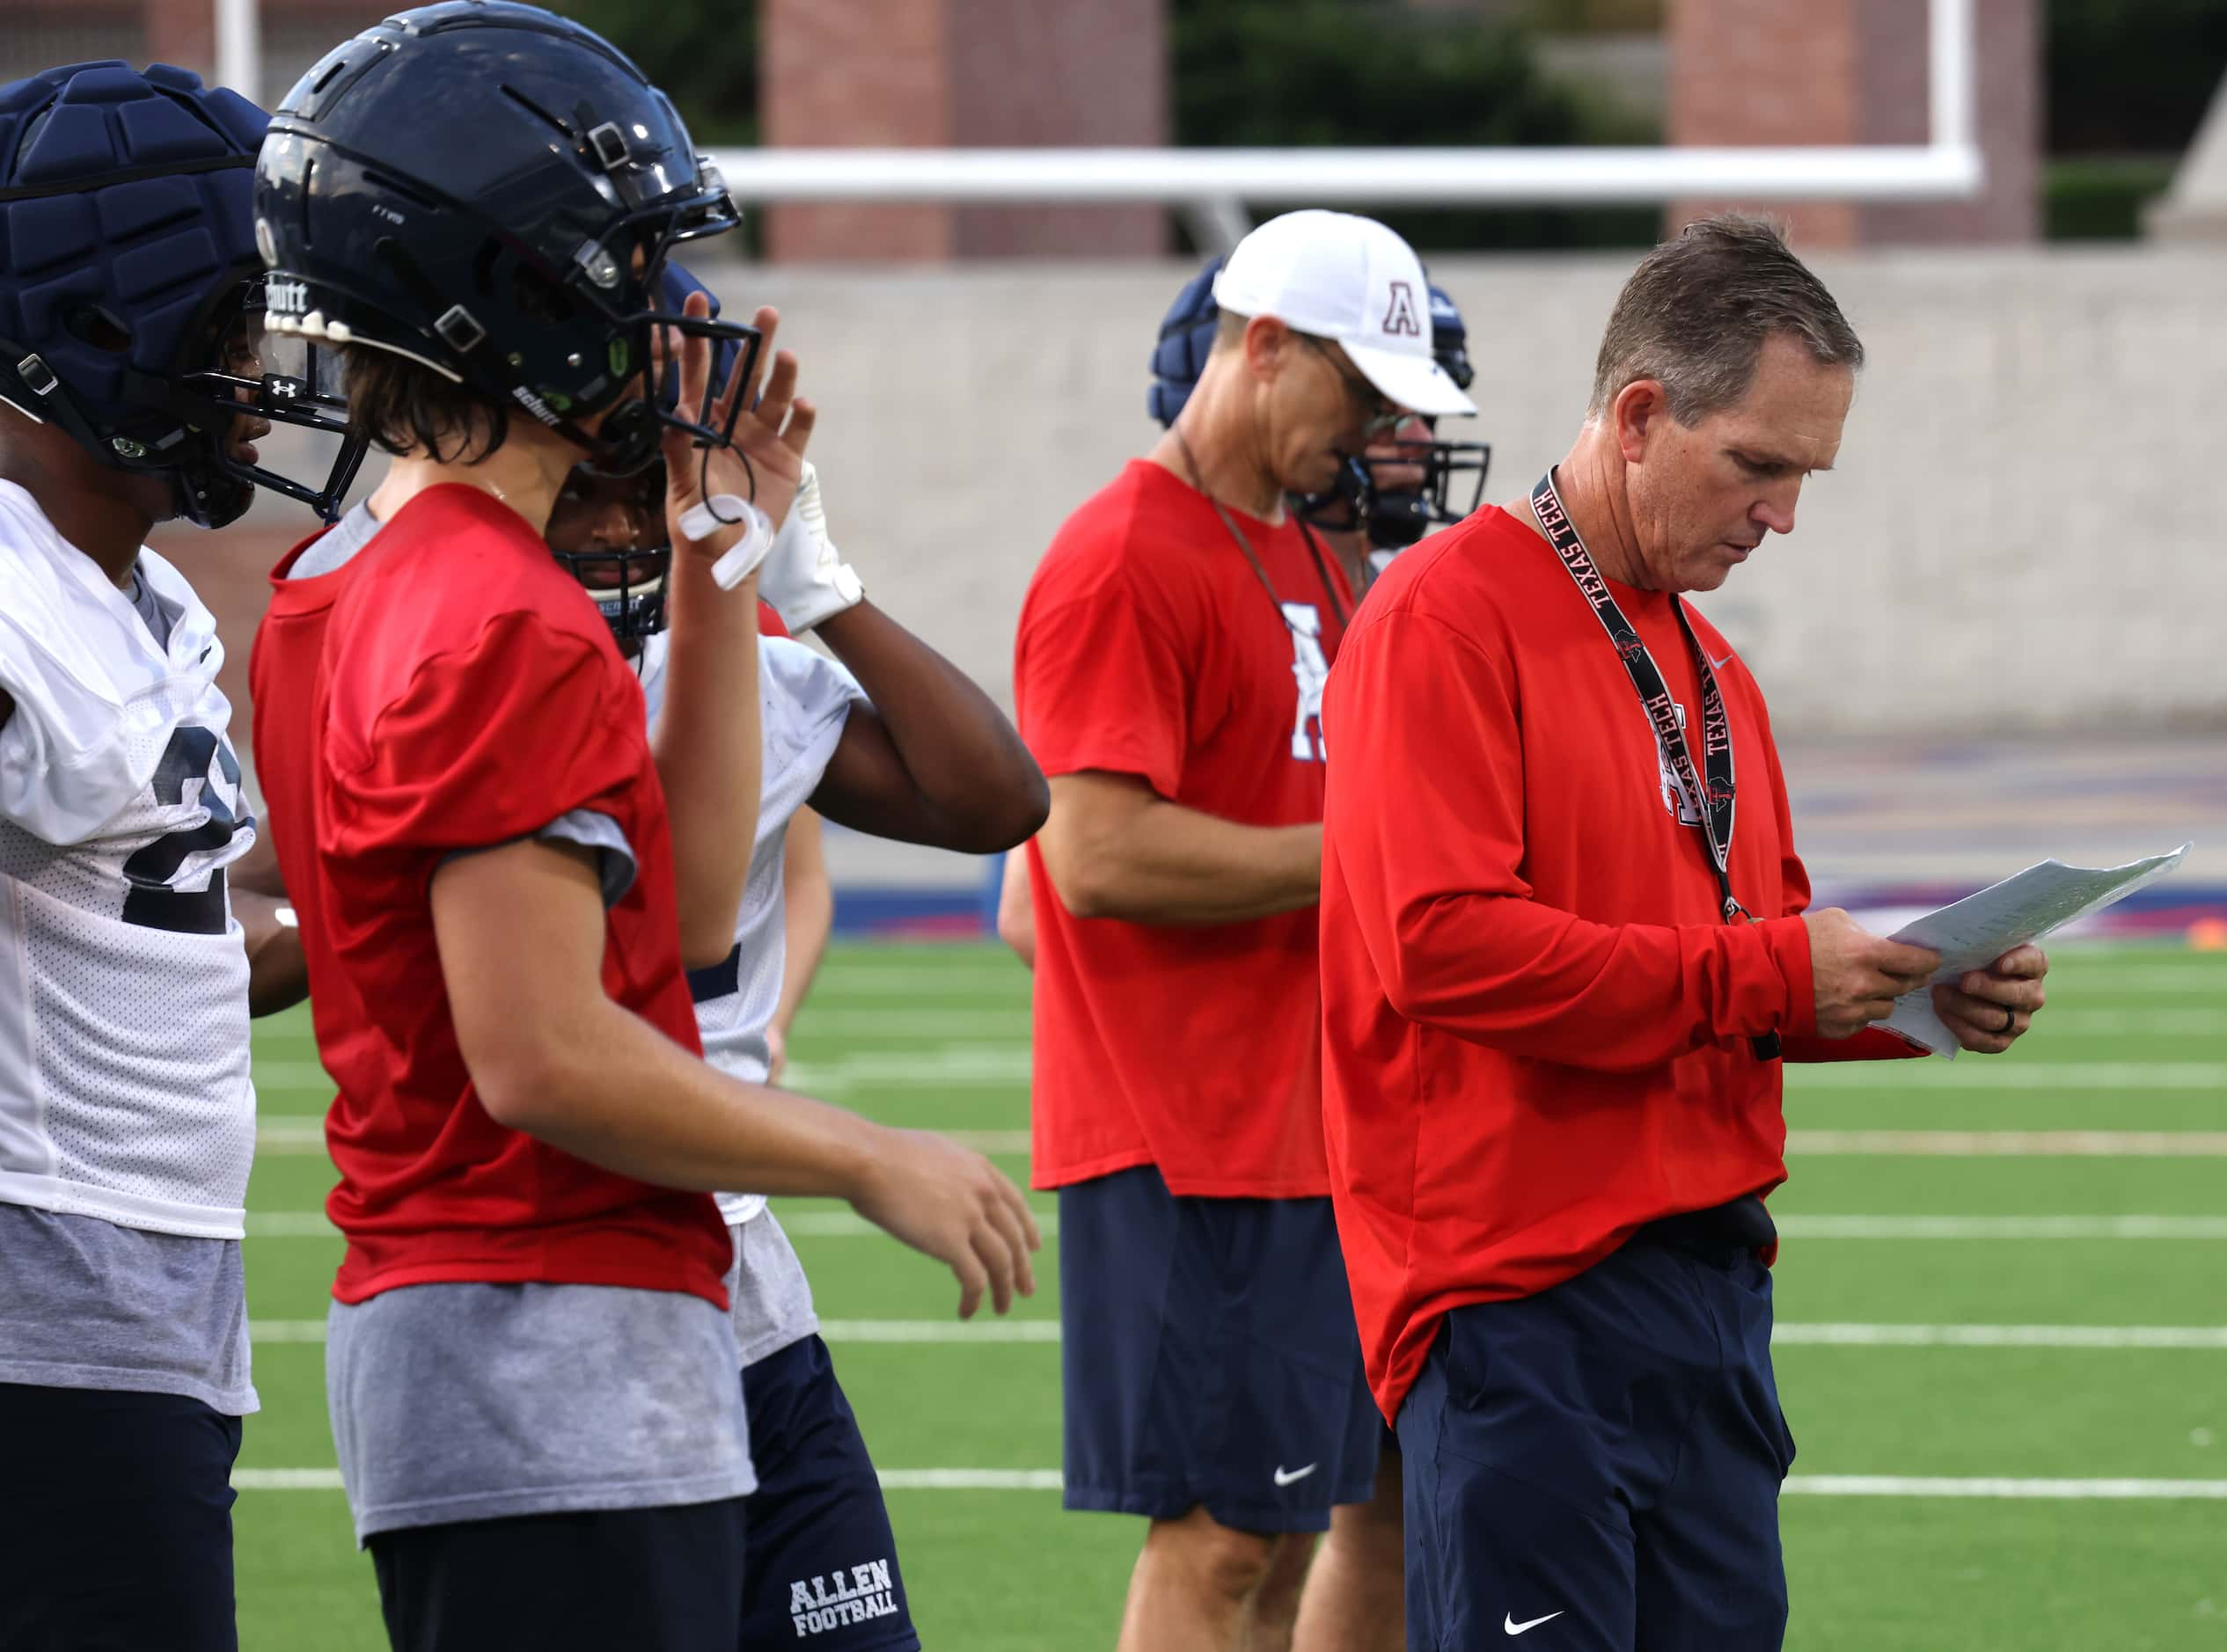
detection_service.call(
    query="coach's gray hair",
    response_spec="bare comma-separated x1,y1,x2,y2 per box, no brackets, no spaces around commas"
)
1587,215,1863,424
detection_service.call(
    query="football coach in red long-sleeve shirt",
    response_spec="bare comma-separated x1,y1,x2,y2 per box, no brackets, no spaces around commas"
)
1318,216,2050,1651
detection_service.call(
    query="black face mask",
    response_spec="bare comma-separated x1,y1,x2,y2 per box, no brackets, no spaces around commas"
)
169,274,371,525
1295,437,1493,552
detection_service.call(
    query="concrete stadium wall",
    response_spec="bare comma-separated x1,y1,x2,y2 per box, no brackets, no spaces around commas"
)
195,244,2227,744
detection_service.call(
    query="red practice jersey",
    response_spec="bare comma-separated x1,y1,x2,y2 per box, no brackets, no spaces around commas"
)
1320,505,1916,1421
1015,459,1352,1199
251,486,730,1309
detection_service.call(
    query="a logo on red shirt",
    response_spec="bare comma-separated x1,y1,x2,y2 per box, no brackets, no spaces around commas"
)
1283,602,1330,762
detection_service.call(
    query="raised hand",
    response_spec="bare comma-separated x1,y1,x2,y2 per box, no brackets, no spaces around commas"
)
847,1124,1042,1319
1806,907,1941,1039
660,294,817,569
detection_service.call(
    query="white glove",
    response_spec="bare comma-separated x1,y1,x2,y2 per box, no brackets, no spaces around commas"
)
758,459,864,633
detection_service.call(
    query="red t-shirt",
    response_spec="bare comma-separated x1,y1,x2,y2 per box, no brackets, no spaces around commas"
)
1015,459,1352,1198
1320,504,1916,1421
250,486,731,1309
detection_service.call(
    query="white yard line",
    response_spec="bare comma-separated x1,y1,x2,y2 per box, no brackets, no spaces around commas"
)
781,1049,1033,1093
1779,1477,2227,1500
256,1052,2227,1104
234,1470,346,1489
1784,1130,2227,1156
244,1210,2227,1241
1773,1214,2227,1239
2056,970,2225,996
250,1320,329,1342
1771,1323,2227,1349
793,1012,1034,1039
245,1319,2227,1349
1791,1062,2227,1089
818,1319,1061,1343
253,1063,333,1092
250,1125,2225,1159
225,1467,2227,1500
2032,1010,2227,1036
790,1055,2227,1095
813,969,1029,998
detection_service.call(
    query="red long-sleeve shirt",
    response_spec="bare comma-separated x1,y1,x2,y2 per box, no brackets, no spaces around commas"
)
1319,505,1912,1422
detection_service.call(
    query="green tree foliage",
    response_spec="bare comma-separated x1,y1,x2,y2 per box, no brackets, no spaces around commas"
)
1173,0,1659,251
546,0,758,147
2048,0,2227,156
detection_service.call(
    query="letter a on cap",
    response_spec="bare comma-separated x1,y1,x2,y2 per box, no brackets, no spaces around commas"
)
1383,281,1422,337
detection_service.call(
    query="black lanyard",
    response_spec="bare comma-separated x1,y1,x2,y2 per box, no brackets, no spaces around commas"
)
1174,428,1349,637
1530,470,1781,1062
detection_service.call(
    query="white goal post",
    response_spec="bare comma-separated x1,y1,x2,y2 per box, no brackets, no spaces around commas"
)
216,0,1981,208
702,0,1981,207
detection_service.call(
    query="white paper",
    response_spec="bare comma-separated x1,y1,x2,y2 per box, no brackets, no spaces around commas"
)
1869,844,2192,1057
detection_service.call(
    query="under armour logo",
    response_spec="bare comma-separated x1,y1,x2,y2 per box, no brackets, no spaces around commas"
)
1383,281,1422,337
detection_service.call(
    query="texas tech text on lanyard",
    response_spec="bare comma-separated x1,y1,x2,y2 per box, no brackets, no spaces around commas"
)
1530,469,1782,1064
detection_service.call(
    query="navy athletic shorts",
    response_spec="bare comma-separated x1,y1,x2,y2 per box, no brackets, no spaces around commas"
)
1059,1163,1381,1535
0,1382,242,1651
1397,1199,1796,1652
742,1334,919,1649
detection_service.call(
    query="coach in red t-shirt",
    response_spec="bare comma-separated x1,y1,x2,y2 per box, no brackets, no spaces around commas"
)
1015,210,1474,1650
1320,216,2051,1652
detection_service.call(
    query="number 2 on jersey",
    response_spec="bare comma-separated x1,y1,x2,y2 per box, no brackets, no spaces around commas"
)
121,726,249,934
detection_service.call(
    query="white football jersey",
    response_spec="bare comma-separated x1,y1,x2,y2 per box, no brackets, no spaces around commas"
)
0,482,257,1239
635,632,863,1226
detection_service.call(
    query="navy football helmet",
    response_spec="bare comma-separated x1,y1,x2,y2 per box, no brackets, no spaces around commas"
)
254,2,757,477
548,262,741,642
1148,253,1489,550
1361,284,1491,551
0,62,368,526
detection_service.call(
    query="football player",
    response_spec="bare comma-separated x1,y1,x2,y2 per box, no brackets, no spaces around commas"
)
544,263,1047,1652
0,59,364,1649
246,9,1037,1647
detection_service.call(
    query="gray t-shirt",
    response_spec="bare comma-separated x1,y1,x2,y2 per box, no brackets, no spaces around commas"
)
292,500,753,1540
0,1203,255,1414
726,1208,819,1369
326,1280,752,1542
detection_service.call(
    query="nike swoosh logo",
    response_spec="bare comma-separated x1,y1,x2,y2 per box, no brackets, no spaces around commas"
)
1505,1612,1564,1635
1272,1463,1318,1487
1708,650,1735,669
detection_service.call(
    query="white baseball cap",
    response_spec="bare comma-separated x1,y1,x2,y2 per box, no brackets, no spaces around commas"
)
1212,209,1477,419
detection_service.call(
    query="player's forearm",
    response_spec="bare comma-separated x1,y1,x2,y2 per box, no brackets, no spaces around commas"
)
995,848,1037,969
490,994,887,1197
1042,783,1322,925
235,891,310,1017
652,557,761,967
815,602,1048,852
773,813,832,1042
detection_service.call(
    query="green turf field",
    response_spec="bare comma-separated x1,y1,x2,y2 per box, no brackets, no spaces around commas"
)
234,941,2227,1649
